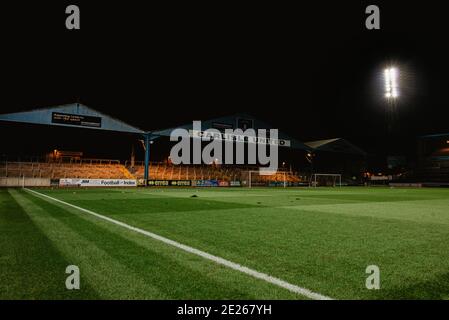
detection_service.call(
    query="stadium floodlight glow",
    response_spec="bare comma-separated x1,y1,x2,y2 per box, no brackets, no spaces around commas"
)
384,67,399,99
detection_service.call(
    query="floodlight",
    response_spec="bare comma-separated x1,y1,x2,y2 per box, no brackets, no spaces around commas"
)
384,67,399,99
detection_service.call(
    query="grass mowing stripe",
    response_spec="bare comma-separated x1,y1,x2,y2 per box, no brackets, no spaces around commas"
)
24,188,333,300
11,189,165,299
0,189,100,299
9,189,302,299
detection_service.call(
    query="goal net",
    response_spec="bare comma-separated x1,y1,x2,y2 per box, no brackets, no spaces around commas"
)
311,173,342,187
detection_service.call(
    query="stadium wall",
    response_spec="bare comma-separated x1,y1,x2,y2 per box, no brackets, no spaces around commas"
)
0,177,51,187
0,177,138,187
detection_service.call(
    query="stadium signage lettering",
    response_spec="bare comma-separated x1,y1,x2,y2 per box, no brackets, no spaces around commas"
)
170,121,279,175
195,180,219,187
52,112,102,128
147,180,192,187
230,181,241,187
59,179,137,187
189,130,290,147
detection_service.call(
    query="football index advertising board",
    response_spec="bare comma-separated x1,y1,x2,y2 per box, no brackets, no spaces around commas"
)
60,179,137,187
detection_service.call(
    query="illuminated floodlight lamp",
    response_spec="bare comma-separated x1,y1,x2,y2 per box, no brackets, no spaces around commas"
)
384,67,399,99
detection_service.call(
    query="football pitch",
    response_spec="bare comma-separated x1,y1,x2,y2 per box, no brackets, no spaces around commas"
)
1,186,449,300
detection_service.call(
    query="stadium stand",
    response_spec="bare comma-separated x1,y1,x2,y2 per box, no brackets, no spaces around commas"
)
413,157,449,183
0,160,302,184
0,104,366,186
403,133,449,184
130,162,302,183
0,161,133,179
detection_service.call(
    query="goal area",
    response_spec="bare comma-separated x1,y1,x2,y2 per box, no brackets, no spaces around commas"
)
311,173,342,187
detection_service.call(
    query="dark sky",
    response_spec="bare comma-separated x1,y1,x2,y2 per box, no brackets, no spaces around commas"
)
2,1,448,157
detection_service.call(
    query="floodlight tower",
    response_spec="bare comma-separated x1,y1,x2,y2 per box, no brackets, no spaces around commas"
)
384,66,399,132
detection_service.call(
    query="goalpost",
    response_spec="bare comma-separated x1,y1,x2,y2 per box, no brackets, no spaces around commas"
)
247,170,287,188
311,173,342,187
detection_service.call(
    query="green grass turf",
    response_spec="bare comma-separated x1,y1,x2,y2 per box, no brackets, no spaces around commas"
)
1,186,449,299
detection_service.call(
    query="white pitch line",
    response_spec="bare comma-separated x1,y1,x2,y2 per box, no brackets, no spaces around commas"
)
24,188,333,300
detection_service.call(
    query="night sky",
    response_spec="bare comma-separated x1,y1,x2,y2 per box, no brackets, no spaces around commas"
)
1,1,448,159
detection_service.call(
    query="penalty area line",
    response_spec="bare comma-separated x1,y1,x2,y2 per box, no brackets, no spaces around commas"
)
24,187,334,300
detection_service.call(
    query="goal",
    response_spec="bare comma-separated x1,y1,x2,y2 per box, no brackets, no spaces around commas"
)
311,173,342,187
